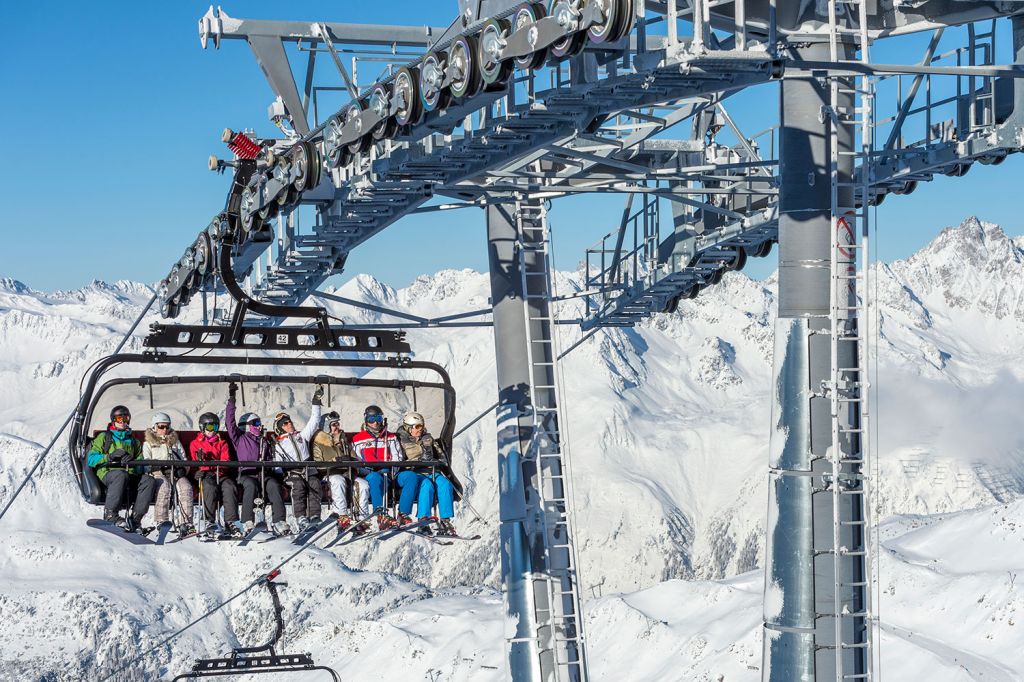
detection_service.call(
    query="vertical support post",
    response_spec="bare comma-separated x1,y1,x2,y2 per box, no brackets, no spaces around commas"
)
487,200,588,682
763,41,868,681
1013,15,1024,115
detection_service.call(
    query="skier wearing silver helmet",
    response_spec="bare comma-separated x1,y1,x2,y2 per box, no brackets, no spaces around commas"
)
142,411,195,536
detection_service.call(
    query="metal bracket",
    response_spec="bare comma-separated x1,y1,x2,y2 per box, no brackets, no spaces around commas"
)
143,322,410,354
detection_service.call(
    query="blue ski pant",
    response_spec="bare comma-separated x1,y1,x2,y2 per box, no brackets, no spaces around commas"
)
418,473,455,519
364,469,431,516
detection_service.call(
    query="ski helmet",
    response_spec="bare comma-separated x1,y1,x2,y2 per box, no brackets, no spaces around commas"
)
237,412,261,427
151,412,172,428
274,411,293,433
110,405,131,424
363,404,385,427
403,412,425,427
198,412,220,431
321,411,341,431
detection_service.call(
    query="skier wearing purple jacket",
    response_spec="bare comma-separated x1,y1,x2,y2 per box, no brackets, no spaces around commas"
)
225,382,285,535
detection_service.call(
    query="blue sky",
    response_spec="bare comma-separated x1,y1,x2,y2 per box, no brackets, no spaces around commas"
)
2,2,1020,291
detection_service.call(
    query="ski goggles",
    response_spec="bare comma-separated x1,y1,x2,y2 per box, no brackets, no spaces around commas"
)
203,422,220,431
248,419,262,428
408,424,424,431
113,415,130,425
365,414,384,423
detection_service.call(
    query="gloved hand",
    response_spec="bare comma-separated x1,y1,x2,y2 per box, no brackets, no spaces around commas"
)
109,449,130,466
312,384,324,406
228,382,238,400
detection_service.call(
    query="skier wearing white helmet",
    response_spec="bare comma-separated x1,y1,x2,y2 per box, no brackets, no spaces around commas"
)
395,411,458,537
142,412,195,536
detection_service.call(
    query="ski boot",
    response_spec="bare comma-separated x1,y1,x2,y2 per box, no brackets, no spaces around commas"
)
272,520,292,537
418,516,439,536
396,512,414,527
436,519,458,537
375,512,399,531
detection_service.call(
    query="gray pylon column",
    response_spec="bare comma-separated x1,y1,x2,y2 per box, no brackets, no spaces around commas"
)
486,198,588,682
762,41,869,681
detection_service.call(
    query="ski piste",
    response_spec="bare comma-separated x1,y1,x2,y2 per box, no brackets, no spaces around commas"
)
86,519,156,546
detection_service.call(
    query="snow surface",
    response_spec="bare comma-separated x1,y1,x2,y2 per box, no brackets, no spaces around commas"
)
2,217,1024,679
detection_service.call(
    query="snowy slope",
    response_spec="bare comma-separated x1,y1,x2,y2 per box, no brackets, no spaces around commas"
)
1,217,1023,679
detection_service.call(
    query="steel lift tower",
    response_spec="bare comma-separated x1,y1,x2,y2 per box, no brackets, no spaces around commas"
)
151,1,1024,679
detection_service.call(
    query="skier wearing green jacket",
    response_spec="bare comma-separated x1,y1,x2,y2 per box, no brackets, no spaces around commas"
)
86,404,156,531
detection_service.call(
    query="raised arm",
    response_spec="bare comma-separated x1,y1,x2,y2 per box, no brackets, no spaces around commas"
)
300,385,324,441
225,388,241,443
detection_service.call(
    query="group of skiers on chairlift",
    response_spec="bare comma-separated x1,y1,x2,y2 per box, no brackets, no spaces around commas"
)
86,382,459,541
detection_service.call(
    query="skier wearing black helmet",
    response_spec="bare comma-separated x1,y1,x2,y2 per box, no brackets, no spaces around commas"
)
351,404,417,531
190,411,236,538
86,405,156,532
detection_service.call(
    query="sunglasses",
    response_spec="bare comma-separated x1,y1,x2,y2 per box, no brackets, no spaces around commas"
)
155,424,170,430
365,414,384,423
329,421,341,428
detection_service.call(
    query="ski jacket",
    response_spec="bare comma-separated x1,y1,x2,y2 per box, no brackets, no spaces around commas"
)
86,427,144,482
312,429,355,475
189,432,231,475
271,403,322,465
351,429,403,463
142,428,186,463
395,425,438,462
225,398,268,473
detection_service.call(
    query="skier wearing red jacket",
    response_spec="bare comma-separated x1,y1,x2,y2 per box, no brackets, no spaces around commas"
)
351,404,420,531
189,411,237,537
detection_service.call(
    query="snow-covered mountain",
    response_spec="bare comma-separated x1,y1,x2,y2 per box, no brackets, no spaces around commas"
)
2,216,1023,680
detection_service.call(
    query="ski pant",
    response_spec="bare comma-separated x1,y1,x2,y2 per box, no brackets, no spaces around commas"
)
104,470,156,524
265,474,287,524
286,470,323,520
328,473,370,517
363,469,422,516
239,474,261,525
419,473,455,519
152,470,194,527
198,473,239,526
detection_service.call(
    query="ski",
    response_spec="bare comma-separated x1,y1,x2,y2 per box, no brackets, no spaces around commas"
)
396,527,453,546
238,524,272,546
434,533,481,542
291,517,336,546
154,523,173,545
322,519,372,549
164,529,201,544
338,518,434,546
86,519,156,546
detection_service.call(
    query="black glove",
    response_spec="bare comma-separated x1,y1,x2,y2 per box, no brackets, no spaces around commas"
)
228,382,238,400
312,384,324,406
109,449,130,465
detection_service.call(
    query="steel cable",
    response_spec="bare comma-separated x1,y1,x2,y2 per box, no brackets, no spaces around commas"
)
98,520,339,681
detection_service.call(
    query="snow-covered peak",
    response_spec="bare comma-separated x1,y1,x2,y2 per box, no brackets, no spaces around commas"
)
889,216,1024,320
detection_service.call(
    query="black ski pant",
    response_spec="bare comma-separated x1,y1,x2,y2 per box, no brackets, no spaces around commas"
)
264,475,287,524
198,474,239,526
287,470,323,520
239,474,261,525
104,470,156,524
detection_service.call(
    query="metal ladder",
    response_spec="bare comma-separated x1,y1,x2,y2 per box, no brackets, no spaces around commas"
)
515,198,589,681
826,0,877,679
